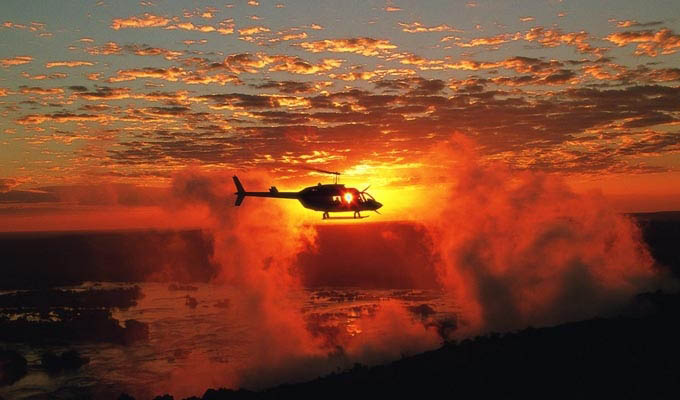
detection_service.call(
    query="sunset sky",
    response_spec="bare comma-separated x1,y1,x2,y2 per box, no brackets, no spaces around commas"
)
1,0,679,230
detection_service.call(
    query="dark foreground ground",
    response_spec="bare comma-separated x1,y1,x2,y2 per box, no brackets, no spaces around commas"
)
143,291,680,400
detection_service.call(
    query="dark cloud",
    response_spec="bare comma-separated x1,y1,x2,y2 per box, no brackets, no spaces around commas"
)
0,179,20,193
199,93,275,108
0,190,58,203
374,77,445,95
94,81,680,174
68,85,88,92
144,106,191,116
252,80,314,94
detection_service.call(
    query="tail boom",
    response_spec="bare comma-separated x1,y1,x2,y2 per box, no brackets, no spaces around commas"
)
232,176,298,206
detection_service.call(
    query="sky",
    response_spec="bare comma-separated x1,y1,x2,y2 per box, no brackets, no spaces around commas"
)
1,0,680,230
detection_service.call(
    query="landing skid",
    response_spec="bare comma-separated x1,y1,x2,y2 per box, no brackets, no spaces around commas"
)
323,215,370,220
321,211,369,220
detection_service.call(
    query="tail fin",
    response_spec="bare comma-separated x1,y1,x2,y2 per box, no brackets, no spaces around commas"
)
233,176,246,206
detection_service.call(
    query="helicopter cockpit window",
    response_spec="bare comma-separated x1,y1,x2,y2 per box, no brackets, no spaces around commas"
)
332,195,341,204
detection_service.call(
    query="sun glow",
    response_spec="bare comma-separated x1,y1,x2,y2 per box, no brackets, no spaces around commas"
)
344,192,353,204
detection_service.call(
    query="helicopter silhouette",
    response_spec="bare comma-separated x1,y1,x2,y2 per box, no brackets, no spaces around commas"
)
233,169,382,219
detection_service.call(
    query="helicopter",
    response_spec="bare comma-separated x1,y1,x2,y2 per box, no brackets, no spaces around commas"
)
232,169,382,219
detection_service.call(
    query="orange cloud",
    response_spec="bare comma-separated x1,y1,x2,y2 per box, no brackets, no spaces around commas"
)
271,95,312,108
221,53,272,74
216,24,235,35
164,17,234,35
399,54,566,75
524,27,598,54
238,25,270,35
0,55,32,67
108,67,186,82
269,31,308,43
384,6,402,12
215,19,235,35
180,6,219,19
3,21,33,30
85,42,123,55
443,60,501,70
16,112,112,125
85,42,182,59
584,63,680,83
183,73,242,85
397,53,444,66
21,72,68,80
448,32,521,47
267,56,343,75
1,21,49,36
0,88,8,96
499,56,563,74
19,86,64,95
582,64,620,80
329,71,377,81
399,58,498,71
167,21,216,33
616,20,638,28
45,61,95,68
281,32,307,41
182,39,208,46
111,13,170,30
606,28,680,56
299,37,396,56
215,53,342,75
129,45,183,60
176,21,212,32
643,67,680,82
398,22,461,33
74,87,191,105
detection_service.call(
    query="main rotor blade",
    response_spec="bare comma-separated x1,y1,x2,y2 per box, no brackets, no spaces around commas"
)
300,166,340,175
361,185,371,193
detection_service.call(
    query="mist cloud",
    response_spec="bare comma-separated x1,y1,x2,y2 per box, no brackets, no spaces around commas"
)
153,142,665,395
426,135,661,333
